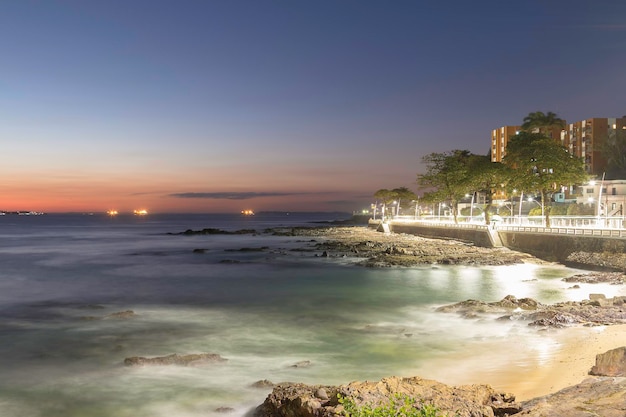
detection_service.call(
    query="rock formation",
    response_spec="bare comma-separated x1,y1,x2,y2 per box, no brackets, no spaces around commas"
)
123,353,227,366
589,346,626,377
253,376,520,417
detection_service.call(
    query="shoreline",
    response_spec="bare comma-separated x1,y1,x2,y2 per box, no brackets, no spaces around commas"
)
283,225,626,401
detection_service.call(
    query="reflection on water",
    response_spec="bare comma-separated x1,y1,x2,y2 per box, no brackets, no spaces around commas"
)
1,214,624,417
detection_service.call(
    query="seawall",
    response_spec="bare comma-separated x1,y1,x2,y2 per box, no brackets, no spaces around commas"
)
370,219,626,269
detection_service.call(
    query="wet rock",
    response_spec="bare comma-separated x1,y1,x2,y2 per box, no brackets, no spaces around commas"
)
290,360,312,368
527,311,581,328
172,228,257,236
436,295,541,315
106,310,136,319
123,353,227,366
563,271,626,284
589,347,626,377
251,380,275,389
215,407,235,413
192,248,207,253
224,247,268,252
439,294,626,328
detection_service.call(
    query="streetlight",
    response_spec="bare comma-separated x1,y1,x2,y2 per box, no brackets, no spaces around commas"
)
438,202,446,221
527,196,544,226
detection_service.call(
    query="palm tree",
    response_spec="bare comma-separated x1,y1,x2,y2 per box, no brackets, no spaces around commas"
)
599,129,626,179
521,111,565,138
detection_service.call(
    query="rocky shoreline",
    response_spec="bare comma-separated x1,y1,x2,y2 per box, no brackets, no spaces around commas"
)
270,226,542,267
171,224,626,415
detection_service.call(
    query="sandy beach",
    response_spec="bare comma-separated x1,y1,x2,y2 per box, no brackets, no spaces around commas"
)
414,323,626,401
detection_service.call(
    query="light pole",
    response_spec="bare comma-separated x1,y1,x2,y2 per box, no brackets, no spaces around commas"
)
528,196,544,226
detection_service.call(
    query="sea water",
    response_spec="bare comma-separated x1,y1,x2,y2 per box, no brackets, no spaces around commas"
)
1,213,624,417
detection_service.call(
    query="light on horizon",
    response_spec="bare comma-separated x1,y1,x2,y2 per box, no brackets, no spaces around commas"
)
133,209,148,216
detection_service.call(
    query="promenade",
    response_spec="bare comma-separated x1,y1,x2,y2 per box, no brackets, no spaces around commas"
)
370,215,626,270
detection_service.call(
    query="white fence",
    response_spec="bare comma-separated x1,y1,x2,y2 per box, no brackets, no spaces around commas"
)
383,215,626,239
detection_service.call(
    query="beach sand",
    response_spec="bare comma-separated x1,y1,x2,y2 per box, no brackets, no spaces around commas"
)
508,324,626,400
413,323,626,401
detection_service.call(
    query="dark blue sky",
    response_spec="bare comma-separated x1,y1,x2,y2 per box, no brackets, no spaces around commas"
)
1,1,625,212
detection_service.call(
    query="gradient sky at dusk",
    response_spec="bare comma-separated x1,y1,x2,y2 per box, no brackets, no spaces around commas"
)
2,1,625,213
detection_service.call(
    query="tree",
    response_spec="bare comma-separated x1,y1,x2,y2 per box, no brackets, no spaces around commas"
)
465,154,509,225
599,129,626,179
391,187,417,216
521,111,565,136
417,150,474,224
502,131,588,228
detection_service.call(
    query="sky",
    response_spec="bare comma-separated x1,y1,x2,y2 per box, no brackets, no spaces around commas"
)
1,0,625,213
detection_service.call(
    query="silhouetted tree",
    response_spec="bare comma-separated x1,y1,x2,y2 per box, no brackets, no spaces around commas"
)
521,111,565,136
600,129,626,179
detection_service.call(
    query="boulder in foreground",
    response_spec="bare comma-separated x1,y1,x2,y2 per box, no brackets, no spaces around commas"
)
589,346,626,377
253,376,520,417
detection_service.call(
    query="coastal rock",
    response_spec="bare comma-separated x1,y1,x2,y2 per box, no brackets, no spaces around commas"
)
215,407,235,413
563,271,626,284
173,228,257,236
106,310,136,319
519,377,626,416
253,376,520,417
123,353,227,367
290,360,312,368
438,295,626,328
436,295,541,315
251,380,275,389
589,347,626,377
275,226,536,267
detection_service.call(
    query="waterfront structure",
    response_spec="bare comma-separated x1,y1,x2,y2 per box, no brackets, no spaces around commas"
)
561,117,626,176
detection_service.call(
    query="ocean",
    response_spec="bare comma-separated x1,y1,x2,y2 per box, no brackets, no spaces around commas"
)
1,212,624,417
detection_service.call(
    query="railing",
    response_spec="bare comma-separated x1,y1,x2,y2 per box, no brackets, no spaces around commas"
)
496,224,626,238
382,215,626,239
387,215,626,229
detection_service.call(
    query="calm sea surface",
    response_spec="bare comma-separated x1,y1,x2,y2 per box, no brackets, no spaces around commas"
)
1,213,624,417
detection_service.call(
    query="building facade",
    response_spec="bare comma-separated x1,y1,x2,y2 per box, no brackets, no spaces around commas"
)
561,117,626,176
490,125,520,162
576,179,626,217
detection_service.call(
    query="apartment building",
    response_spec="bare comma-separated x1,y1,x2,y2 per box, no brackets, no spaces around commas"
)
491,116,626,177
491,125,564,162
490,125,520,162
561,117,626,176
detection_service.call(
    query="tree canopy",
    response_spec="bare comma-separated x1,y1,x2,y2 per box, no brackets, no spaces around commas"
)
521,111,565,135
417,150,475,223
502,131,588,227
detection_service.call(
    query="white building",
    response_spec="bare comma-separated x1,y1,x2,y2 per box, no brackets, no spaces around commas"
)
576,179,626,217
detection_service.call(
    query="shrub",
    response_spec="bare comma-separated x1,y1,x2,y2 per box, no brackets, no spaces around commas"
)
338,393,446,417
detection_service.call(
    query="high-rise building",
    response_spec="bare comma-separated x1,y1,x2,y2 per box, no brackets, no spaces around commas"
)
561,117,626,176
490,125,520,162
491,125,565,163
